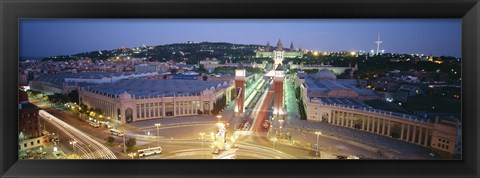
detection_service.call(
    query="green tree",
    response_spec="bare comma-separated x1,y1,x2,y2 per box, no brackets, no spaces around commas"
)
196,64,208,73
126,138,136,150
106,136,115,144
67,90,79,103
211,95,227,115
93,108,104,115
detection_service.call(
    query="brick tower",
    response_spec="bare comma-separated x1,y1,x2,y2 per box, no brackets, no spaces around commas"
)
234,64,246,117
273,64,285,119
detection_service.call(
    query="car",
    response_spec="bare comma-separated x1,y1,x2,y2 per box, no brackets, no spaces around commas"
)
89,122,100,128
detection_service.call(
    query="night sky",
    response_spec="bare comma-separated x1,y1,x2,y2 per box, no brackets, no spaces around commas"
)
20,19,461,58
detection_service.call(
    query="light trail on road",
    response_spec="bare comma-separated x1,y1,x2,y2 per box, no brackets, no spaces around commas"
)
40,110,117,159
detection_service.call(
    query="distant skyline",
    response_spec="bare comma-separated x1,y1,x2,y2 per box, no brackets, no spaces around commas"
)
20,19,461,58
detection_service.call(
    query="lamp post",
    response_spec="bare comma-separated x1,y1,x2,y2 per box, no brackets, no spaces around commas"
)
128,152,136,159
271,137,278,150
199,132,205,158
123,130,126,153
278,119,284,136
155,123,161,146
39,147,43,159
314,131,322,158
217,115,222,123
69,140,77,156
41,121,46,133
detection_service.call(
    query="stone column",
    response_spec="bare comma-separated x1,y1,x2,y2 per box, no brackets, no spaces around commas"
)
350,113,355,128
174,97,177,116
381,119,386,135
423,129,429,146
418,127,423,145
366,116,371,132
331,111,335,124
387,120,391,137
406,124,411,143
328,110,332,123
412,125,417,143
376,118,381,134
162,97,166,117
400,123,404,140
361,115,365,130
146,102,150,118
339,112,343,126
199,95,203,115
183,101,187,115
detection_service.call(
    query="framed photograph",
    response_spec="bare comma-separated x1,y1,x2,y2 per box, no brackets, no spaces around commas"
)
1,0,479,177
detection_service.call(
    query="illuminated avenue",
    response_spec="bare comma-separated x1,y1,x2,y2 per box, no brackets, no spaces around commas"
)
19,39,461,160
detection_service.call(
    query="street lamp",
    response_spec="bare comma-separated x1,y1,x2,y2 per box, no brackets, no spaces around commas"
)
128,152,137,159
278,119,284,136
154,123,161,146
314,131,322,158
39,147,43,159
271,137,278,150
123,130,126,153
69,140,77,156
199,132,205,158
216,115,222,123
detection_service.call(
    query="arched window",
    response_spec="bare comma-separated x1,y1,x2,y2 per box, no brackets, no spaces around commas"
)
117,108,121,121
125,108,133,123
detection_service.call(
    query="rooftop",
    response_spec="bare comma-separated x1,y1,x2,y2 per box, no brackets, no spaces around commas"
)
84,78,230,98
310,97,427,122
34,72,156,88
304,77,377,97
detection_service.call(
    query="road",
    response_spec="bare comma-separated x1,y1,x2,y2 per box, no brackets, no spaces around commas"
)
40,110,117,159
252,89,273,132
27,72,395,160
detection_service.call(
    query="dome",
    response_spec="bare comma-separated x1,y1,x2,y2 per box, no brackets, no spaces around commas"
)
313,68,336,80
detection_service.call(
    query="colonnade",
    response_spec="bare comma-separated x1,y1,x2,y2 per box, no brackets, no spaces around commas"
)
330,109,432,147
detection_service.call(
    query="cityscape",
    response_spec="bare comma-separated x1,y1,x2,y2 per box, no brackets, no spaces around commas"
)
18,19,461,160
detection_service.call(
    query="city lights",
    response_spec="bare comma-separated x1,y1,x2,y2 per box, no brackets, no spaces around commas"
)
18,20,461,160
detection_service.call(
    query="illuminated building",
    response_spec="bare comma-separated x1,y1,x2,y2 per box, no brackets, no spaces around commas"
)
78,79,234,124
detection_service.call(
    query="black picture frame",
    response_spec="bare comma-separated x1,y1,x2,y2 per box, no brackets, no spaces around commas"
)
1,0,479,177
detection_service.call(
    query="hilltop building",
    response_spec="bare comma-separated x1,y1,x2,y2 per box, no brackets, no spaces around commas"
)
255,39,303,67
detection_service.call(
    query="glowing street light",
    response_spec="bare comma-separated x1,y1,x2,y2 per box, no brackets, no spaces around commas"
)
128,152,136,159
314,131,322,158
271,137,278,149
278,119,284,135
154,123,162,146
199,132,206,157
69,140,78,156
216,115,222,123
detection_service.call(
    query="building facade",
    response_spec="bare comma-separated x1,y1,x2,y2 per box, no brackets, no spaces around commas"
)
19,89,41,138
255,40,303,60
234,65,246,117
273,64,285,117
78,79,235,124
30,72,158,94
288,61,358,76
297,69,459,155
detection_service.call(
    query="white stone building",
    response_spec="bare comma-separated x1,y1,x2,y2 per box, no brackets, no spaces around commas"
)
78,79,235,124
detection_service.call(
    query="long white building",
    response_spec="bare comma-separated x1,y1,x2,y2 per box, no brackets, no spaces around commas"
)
296,69,460,157
30,72,158,94
78,78,235,124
